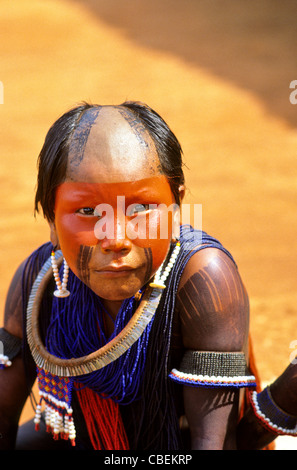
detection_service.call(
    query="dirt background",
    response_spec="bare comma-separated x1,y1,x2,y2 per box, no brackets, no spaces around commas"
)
1,0,297,448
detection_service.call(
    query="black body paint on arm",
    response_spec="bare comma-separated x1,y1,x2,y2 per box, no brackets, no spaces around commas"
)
177,250,249,351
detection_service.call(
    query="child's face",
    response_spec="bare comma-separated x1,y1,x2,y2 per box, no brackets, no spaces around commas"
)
52,107,178,302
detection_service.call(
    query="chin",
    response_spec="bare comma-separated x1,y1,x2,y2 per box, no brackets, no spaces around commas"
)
89,282,143,302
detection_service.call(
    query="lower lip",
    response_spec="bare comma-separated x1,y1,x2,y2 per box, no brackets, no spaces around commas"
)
95,269,134,278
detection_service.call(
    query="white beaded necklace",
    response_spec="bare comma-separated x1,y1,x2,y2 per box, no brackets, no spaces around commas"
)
150,241,180,289
51,251,70,298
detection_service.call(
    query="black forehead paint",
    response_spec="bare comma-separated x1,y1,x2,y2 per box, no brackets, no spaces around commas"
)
69,107,101,169
117,106,164,176
117,107,149,149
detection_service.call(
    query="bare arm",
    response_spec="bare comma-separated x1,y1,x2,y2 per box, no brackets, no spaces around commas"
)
177,248,250,449
0,261,33,449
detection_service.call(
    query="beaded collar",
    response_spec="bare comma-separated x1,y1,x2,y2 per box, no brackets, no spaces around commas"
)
26,242,180,377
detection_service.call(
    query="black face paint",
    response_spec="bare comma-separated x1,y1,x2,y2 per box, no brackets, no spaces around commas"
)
77,245,94,286
143,247,153,284
69,107,101,169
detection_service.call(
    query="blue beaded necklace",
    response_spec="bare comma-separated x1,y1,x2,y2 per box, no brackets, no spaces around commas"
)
46,274,152,404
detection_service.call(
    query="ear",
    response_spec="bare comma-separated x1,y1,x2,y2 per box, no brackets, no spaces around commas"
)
172,204,181,241
49,222,60,249
178,184,185,202
171,185,185,241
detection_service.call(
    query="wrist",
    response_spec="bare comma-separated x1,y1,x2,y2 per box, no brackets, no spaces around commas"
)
249,386,297,436
270,364,297,416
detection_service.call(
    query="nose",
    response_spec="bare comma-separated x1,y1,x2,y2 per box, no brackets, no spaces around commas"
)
100,214,132,254
100,237,132,254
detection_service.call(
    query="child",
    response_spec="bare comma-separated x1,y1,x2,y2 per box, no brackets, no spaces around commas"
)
0,101,256,450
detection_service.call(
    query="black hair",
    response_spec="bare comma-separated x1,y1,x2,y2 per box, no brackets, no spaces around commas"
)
34,101,185,222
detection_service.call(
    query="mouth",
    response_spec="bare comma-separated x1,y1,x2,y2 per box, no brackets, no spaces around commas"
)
95,265,136,278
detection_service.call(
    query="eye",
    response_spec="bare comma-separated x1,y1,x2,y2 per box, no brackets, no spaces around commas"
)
77,207,96,216
126,203,150,217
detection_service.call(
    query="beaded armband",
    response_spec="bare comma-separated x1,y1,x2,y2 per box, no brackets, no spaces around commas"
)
0,327,22,369
249,387,297,436
169,350,256,388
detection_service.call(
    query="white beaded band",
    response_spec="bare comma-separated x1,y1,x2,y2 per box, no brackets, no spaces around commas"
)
169,368,256,388
169,350,256,388
250,388,297,436
0,328,22,368
0,353,12,368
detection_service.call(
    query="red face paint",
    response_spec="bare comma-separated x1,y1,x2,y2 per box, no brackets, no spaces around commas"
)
54,176,177,300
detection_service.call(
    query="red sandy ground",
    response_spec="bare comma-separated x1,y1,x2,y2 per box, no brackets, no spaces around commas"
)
1,1,297,443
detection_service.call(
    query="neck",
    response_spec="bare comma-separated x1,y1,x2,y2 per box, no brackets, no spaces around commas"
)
102,298,123,319
101,298,123,337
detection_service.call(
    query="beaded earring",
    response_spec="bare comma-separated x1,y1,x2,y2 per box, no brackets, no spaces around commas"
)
150,241,181,289
172,205,180,242
51,251,70,298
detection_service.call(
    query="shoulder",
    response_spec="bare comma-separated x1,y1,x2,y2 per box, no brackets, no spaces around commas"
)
177,247,249,351
178,246,241,293
3,242,53,339
3,260,27,338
